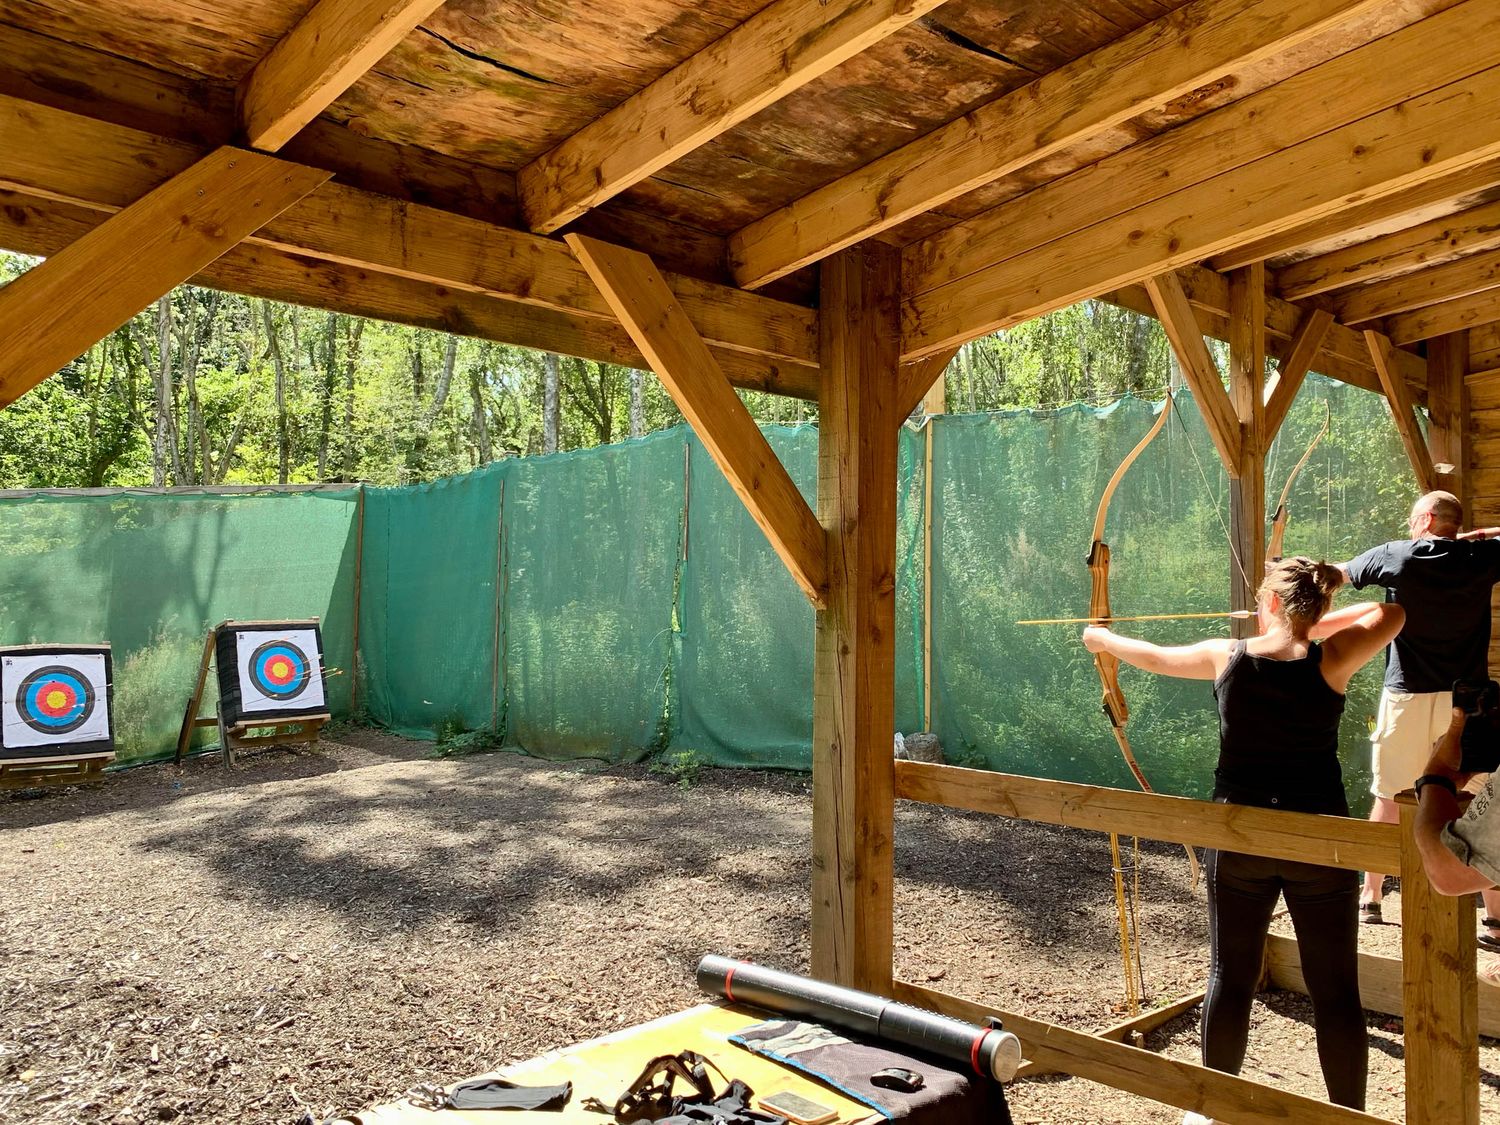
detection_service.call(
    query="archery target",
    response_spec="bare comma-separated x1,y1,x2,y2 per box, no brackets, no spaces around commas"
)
231,626,325,716
1,649,112,753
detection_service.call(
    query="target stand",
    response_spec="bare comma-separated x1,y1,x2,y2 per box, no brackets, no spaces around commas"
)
176,620,331,768
0,643,115,789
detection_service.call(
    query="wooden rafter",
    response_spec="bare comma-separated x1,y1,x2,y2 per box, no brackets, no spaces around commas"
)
893,348,960,427
1214,157,1500,273
1337,245,1500,324
239,0,447,151
901,0,1500,324
517,0,944,235
0,148,328,406
1276,199,1500,300
1388,286,1500,345
1144,272,1240,473
727,0,1385,289
903,55,1500,360
1262,309,1335,443
1367,329,1439,492
565,234,828,607
0,94,818,378
0,187,817,399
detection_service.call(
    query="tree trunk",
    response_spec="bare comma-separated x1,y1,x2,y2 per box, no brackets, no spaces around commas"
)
543,352,560,453
470,344,493,464
151,294,176,487
317,312,337,480
629,367,644,438
427,335,457,421
341,320,363,481
261,301,290,484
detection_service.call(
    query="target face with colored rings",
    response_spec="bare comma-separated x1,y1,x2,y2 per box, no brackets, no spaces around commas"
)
249,641,311,700
17,665,95,734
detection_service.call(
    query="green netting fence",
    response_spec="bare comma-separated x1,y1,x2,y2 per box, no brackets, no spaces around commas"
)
0,373,1412,811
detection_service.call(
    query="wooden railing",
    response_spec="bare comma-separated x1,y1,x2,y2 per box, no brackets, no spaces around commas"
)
892,761,1481,1125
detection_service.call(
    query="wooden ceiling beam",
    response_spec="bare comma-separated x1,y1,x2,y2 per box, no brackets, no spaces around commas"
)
905,1,1500,308
1336,246,1500,325
567,234,828,606
517,0,945,235
1262,309,1335,444
0,94,818,378
1367,329,1439,492
1214,159,1500,273
239,0,447,151
1387,287,1500,346
727,0,1385,290
0,187,817,400
1276,199,1500,300
1144,272,1241,472
903,58,1500,361
0,149,328,406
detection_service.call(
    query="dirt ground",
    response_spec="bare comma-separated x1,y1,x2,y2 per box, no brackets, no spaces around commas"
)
2,731,1498,1125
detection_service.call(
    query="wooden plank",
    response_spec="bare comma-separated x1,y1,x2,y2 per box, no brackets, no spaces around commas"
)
1143,273,1240,471
1337,246,1500,324
1263,309,1335,444
1367,330,1440,492
1228,263,1266,627
239,0,447,151
894,762,1402,873
0,95,820,375
0,147,328,406
1470,321,1500,372
893,348,959,428
1388,285,1500,346
1397,795,1480,1125
1277,199,1500,300
813,242,901,992
727,0,1388,288
517,0,944,234
905,1,1500,302
1264,933,1500,1038
0,187,819,400
893,982,1387,1125
1217,158,1500,274
904,58,1500,360
566,234,827,608
1426,331,1470,503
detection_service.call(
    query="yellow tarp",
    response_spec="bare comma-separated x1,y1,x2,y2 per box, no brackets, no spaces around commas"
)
357,1002,881,1124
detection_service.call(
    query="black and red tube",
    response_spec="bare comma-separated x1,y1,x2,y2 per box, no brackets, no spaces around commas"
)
696,955,1022,1083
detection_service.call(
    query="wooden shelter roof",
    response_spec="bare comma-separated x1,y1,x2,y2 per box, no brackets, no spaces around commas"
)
2,0,1500,412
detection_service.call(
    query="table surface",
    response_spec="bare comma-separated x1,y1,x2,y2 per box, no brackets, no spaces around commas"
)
357,1002,884,1123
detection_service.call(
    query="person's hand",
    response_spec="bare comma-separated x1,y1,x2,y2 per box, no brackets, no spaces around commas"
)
1459,527,1498,541
1082,626,1112,654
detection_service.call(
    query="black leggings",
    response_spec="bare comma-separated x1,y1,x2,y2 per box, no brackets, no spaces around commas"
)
1203,846,1366,1110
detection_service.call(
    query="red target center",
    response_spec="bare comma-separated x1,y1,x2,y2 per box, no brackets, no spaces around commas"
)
37,682,77,717
266,658,294,684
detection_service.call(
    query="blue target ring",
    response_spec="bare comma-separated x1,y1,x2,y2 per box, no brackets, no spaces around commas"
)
249,640,311,701
18,666,94,734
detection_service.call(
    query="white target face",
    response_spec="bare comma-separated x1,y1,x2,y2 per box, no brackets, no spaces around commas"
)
234,628,325,715
1,652,111,750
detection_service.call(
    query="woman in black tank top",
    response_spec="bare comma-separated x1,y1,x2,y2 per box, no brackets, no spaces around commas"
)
1083,558,1403,1117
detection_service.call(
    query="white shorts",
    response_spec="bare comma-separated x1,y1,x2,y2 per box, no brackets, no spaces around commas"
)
1369,688,1453,799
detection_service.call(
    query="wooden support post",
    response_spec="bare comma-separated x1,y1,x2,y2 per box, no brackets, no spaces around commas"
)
813,242,901,992
1262,308,1334,440
0,147,329,406
1397,793,1480,1125
1426,330,1471,508
565,233,828,608
893,347,959,426
1228,265,1266,634
1367,329,1440,492
1144,272,1241,472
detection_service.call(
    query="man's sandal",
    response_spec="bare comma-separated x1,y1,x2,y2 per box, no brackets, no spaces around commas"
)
1360,902,1382,925
1479,918,1500,953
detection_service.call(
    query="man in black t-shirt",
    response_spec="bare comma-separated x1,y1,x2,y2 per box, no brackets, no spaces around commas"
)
1341,491,1500,937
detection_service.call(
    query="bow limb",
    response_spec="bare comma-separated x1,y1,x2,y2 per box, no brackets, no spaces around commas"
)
1265,403,1330,565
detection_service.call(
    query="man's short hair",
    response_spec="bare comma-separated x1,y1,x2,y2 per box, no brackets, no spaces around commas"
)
1413,490,1463,535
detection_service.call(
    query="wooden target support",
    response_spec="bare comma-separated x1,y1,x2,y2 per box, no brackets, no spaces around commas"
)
175,620,330,768
0,751,112,790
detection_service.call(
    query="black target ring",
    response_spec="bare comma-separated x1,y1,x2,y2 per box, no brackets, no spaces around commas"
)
17,664,96,735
